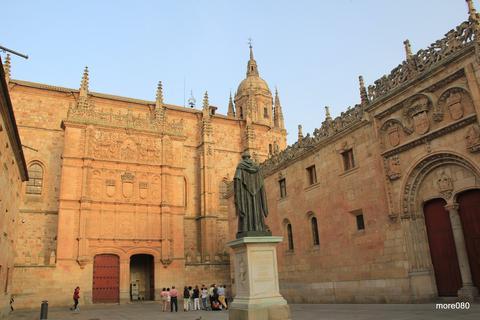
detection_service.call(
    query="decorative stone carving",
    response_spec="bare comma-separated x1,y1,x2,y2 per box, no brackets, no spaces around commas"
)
436,170,454,199
465,124,480,152
90,129,162,164
139,182,148,199
121,171,135,198
386,155,401,180
402,153,479,218
263,104,365,175
367,20,475,102
405,96,431,135
105,179,116,197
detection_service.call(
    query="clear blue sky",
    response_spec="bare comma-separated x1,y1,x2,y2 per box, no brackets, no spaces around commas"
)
2,0,473,144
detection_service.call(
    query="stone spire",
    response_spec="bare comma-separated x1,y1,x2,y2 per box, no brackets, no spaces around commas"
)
297,124,303,144
273,87,285,129
359,75,369,106
246,43,259,77
155,81,164,108
79,66,89,98
203,91,210,115
227,92,235,117
325,106,332,121
3,54,11,83
403,39,413,59
75,66,91,110
202,91,212,136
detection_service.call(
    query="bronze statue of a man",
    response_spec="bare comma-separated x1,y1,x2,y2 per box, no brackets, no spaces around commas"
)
234,151,271,238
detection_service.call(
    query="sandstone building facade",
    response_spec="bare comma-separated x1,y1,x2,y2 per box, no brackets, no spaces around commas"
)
6,47,286,308
252,4,480,303
0,55,28,319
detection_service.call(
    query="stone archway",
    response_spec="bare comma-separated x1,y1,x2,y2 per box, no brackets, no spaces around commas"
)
401,152,480,300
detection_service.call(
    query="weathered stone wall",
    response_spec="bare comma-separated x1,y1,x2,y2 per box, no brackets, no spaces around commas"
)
0,106,24,318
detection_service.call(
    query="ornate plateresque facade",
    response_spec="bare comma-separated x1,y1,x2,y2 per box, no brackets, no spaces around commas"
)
229,2,480,303
6,48,286,308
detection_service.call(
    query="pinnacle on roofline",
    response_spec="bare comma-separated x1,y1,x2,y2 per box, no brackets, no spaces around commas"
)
359,75,369,106
203,91,209,110
156,81,164,107
403,39,413,59
79,66,89,96
4,54,11,83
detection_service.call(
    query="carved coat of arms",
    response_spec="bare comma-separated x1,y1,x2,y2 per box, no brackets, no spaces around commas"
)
139,182,148,199
387,126,401,147
121,171,135,198
413,111,430,135
446,92,463,120
105,179,116,197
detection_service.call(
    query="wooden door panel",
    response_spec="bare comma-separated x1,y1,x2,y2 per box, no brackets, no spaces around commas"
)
93,254,119,303
424,198,462,296
458,189,480,289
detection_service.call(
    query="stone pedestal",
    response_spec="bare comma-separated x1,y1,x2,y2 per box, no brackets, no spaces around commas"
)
227,236,290,320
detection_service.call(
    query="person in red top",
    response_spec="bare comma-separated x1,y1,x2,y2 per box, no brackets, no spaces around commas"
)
70,287,80,312
170,286,178,312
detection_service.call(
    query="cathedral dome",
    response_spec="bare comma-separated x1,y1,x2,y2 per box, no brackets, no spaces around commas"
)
235,45,272,98
236,76,271,96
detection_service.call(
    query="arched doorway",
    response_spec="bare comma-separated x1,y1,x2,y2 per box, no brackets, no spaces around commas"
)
423,198,462,296
458,189,480,290
130,254,154,301
92,254,120,303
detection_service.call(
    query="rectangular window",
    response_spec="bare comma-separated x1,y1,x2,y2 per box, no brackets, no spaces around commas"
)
306,165,317,185
342,149,355,171
264,107,269,118
279,178,287,198
356,214,365,231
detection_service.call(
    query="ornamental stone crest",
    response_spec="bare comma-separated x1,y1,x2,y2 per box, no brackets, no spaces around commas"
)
446,91,464,120
385,155,401,180
105,179,116,197
465,124,480,153
405,96,431,135
121,171,135,198
436,170,454,199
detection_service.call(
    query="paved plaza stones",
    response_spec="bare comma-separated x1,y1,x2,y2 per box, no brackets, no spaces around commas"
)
7,303,480,320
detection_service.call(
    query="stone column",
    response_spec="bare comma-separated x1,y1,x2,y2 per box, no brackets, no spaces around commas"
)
445,203,479,301
119,259,131,303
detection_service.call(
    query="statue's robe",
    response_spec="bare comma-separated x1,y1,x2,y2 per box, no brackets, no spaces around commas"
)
234,158,268,234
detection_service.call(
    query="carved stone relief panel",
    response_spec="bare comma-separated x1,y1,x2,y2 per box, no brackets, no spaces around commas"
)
385,155,401,181
404,96,431,135
89,128,162,164
465,124,480,153
380,119,412,150
437,87,474,122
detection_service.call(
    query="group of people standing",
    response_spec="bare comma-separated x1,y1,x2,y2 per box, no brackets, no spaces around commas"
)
160,284,229,312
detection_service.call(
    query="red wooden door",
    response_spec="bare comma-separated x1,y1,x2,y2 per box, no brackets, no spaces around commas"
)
424,198,462,296
458,189,480,290
93,254,120,303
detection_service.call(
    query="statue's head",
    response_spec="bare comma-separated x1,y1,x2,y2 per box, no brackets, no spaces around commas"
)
241,150,251,160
